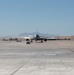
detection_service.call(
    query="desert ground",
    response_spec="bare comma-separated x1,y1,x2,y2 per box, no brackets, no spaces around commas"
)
0,40,74,75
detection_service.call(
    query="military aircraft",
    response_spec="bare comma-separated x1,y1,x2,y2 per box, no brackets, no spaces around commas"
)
33,33,47,43
20,29,48,43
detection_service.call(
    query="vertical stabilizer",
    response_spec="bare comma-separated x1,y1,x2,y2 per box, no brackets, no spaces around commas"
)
37,28,38,35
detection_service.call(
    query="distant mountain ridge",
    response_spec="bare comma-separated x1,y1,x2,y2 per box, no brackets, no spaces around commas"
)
18,32,55,37
2,32,55,38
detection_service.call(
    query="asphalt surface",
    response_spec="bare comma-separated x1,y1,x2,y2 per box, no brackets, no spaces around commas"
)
0,41,74,75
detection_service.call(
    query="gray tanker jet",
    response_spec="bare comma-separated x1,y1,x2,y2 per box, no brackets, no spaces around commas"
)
33,34,47,43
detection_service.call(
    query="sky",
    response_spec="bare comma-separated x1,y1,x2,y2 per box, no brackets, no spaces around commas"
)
0,0,74,36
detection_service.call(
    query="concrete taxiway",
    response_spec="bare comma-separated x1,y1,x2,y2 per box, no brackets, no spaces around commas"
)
0,41,74,75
